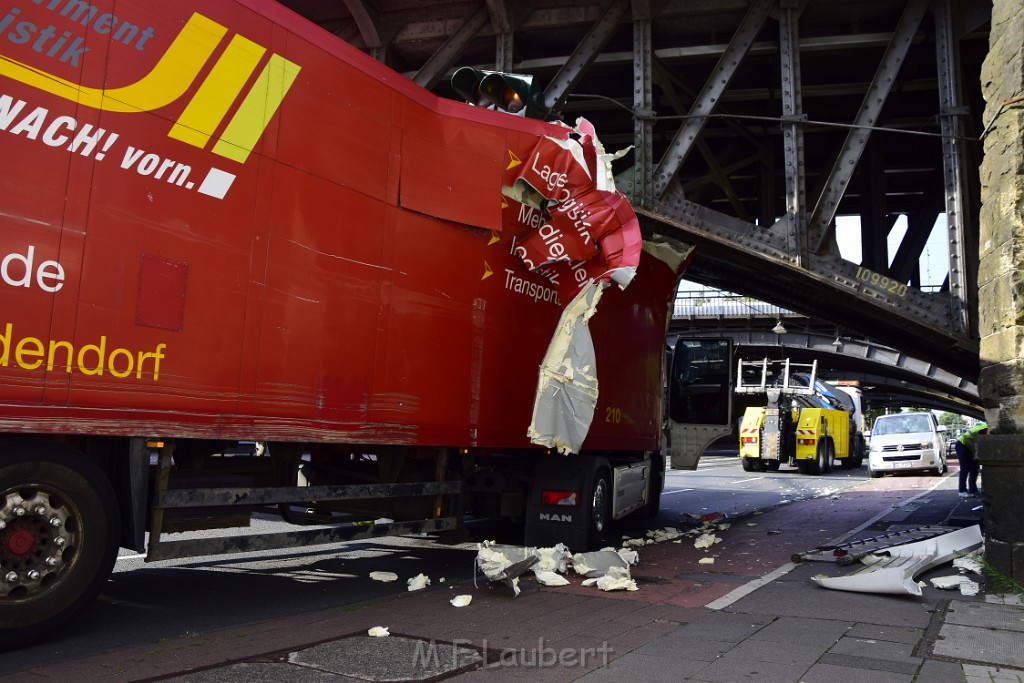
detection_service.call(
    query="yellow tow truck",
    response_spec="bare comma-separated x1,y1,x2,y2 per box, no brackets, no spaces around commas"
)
736,359,865,475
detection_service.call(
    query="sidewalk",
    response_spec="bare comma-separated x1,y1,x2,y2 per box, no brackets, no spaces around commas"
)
7,477,1023,683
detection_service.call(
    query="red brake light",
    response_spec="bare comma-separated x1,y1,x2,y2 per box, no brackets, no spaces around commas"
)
541,490,578,506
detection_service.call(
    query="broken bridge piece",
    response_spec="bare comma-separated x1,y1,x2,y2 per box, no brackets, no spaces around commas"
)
811,525,983,596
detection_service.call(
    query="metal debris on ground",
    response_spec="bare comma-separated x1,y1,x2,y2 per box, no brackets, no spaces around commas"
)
572,550,630,578
791,526,956,565
811,525,984,596
474,542,540,596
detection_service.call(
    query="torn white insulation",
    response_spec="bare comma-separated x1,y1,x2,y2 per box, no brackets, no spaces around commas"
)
368,626,390,637
811,525,983,596
450,595,473,607
527,281,604,454
533,570,570,586
407,573,431,591
474,542,539,597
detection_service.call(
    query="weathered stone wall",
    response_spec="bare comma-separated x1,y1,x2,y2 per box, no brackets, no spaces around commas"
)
978,0,1024,582
979,0,1024,431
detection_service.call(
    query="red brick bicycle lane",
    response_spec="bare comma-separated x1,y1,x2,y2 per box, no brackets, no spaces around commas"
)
550,474,948,608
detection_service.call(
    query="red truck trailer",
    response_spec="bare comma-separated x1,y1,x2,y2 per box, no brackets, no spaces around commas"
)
0,0,725,648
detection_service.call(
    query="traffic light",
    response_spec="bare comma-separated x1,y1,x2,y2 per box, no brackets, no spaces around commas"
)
451,67,546,118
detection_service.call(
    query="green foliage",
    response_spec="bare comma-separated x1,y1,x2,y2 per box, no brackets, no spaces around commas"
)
976,554,1024,597
939,412,968,432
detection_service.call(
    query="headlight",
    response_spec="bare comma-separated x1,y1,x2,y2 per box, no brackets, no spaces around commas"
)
920,441,933,449
870,442,881,453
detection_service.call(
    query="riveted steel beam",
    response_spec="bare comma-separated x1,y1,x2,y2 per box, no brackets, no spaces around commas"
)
775,1,807,266
412,5,491,89
693,329,978,403
643,187,977,375
652,0,773,198
809,0,929,253
632,0,655,207
933,0,973,336
542,0,632,115
341,0,381,49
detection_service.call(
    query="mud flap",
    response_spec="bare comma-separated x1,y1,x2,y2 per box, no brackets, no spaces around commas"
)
524,456,606,552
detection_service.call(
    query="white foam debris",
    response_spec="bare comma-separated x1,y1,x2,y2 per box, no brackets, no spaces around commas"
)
622,538,646,548
594,566,637,591
369,571,399,582
718,523,731,531
535,543,570,572
930,574,980,596
647,527,684,543
533,570,570,586
407,573,431,591
953,553,985,574
477,542,515,580
368,626,390,637
694,533,721,549
511,577,521,597
699,557,715,565
450,595,473,607
572,559,595,575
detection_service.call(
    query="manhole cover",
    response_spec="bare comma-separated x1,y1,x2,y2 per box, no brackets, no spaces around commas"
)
290,635,484,681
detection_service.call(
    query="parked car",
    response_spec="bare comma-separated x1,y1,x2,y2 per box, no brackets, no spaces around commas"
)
868,413,947,477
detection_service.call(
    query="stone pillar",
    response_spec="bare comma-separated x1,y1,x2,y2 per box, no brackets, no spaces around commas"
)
976,436,1024,582
978,0,1024,581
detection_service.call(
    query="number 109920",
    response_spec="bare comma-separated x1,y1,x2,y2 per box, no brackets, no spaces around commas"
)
855,267,908,298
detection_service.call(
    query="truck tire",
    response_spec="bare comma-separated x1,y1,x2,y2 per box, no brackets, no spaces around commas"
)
586,470,610,549
0,445,119,651
807,440,829,475
741,457,756,472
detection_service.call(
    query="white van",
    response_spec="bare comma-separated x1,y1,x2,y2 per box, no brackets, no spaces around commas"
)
867,412,946,477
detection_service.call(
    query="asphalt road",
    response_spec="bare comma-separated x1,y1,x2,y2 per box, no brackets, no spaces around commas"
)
0,451,883,677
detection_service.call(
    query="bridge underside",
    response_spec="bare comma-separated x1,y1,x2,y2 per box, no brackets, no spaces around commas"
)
284,0,990,379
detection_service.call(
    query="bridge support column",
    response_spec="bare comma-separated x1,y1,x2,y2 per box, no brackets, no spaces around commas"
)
978,0,1024,582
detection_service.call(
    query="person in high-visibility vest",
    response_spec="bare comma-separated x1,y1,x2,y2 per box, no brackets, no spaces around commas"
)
955,422,988,497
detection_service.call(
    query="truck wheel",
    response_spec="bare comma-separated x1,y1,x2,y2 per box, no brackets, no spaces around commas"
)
807,441,828,475
586,471,610,549
824,439,835,474
741,457,755,472
0,446,119,651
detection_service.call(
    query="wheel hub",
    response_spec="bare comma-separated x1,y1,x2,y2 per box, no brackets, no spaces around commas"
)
0,489,73,597
5,528,37,557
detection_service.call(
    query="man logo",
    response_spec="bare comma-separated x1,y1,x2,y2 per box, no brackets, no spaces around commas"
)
539,513,572,522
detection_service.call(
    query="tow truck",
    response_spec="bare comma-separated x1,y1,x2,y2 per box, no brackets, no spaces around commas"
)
736,359,865,474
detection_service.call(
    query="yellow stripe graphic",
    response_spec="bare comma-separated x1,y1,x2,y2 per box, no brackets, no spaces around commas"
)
168,34,266,147
212,55,301,163
0,13,225,113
